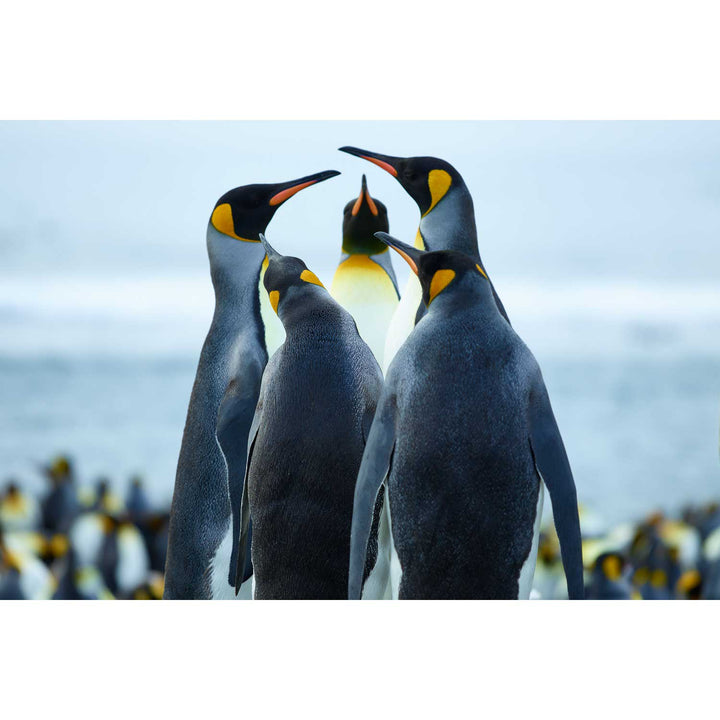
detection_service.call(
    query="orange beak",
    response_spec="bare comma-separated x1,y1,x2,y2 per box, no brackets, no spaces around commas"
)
268,169,340,206
373,232,423,276
339,146,400,178
351,174,379,216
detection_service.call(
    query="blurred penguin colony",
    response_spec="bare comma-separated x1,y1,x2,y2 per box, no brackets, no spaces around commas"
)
3,455,719,599
0,456,167,599
4,147,717,601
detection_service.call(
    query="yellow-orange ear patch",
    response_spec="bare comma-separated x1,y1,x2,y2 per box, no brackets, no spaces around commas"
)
475,264,488,279
300,269,325,288
211,204,258,242
428,269,455,304
424,169,452,216
602,555,622,581
269,290,280,313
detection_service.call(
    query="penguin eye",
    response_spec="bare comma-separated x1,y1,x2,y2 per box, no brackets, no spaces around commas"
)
404,169,419,183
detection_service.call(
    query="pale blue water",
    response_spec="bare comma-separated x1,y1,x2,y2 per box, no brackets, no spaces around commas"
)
1,273,719,524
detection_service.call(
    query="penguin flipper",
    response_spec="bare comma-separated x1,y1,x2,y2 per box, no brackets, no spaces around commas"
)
528,378,584,599
349,393,397,599
233,408,262,594
216,360,264,589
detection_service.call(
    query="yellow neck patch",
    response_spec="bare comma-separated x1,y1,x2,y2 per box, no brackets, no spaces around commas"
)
211,204,259,242
602,555,622,581
423,169,452,217
676,569,701,593
269,290,280,313
428,269,455,304
475,264,488,279
300,269,324,288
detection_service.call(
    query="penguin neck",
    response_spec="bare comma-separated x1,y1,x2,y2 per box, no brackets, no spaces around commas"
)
279,290,349,339
206,224,265,319
335,249,399,292
418,185,479,258
426,280,496,318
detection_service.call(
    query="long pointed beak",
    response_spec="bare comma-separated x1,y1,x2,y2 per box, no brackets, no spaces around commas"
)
351,174,379,216
268,169,340,207
374,232,423,275
259,232,281,258
339,146,400,177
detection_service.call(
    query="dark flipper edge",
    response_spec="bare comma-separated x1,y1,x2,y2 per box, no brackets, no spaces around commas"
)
349,393,397,599
528,377,584,599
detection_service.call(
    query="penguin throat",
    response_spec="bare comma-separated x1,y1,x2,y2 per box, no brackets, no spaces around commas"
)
418,187,478,257
342,234,389,256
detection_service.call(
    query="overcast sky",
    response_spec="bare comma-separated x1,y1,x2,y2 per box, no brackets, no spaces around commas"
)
0,121,718,283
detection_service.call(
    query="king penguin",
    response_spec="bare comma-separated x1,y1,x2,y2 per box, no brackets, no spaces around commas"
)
329,175,399,366
348,233,584,600
230,234,384,599
164,170,340,600
339,146,509,371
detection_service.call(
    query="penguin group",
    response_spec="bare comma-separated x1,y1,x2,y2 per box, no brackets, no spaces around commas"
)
164,146,584,600
533,502,720,599
0,456,169,599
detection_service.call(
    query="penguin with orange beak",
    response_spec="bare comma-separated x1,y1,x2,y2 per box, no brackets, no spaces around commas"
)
348,232,583,600
329,175,399,367
338,147,509,370
164,170,340,599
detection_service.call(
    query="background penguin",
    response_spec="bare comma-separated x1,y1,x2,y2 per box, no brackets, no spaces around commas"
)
339,146,509,370
231,235,383,599
97,515,150,598
0,541,56,599
40,455,80,534
348,233,584,600
86,478,124,515
125,476,151,522
329,174,399,366
585,552,639,599
165,169,340,599
0,481,41,532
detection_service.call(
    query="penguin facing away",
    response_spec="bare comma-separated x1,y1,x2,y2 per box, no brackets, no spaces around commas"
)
348,232,584,600
329,174,399,366
338,146,509,370
231,234,384,599
585,552,639,600
40,456,80,534
164,170,340,599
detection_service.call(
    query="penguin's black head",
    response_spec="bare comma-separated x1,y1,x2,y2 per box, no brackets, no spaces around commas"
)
47,455,72,484
594,552,629,582
375,232,488,308
341,175,389,255
259,234,326,316
339,146,463,216
210,170,340,243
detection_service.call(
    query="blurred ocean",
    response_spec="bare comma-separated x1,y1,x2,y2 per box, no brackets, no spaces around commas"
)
1,270,719,524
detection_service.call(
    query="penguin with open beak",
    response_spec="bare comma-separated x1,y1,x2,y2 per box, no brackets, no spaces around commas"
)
231,234,384,599
348,232,583,599
339,146,509,371
164,170,340,599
